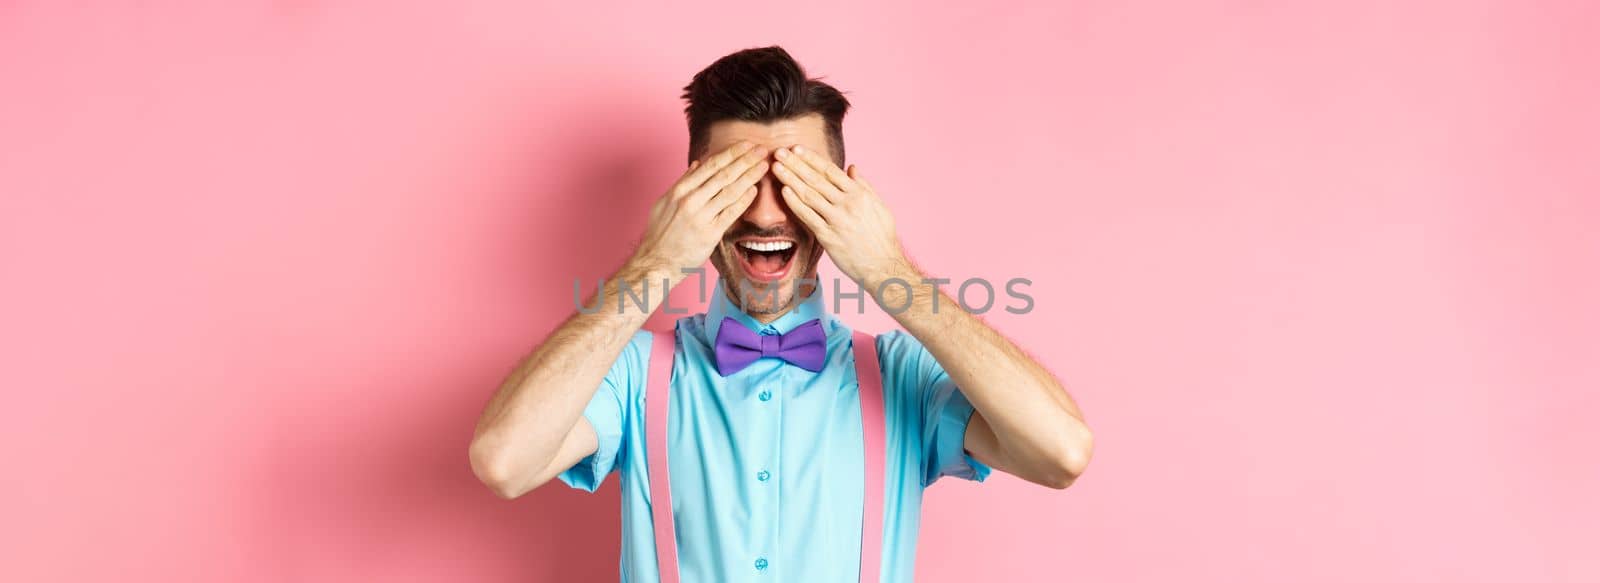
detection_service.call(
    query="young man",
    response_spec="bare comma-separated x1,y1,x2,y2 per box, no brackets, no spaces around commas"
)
470,46,1093,582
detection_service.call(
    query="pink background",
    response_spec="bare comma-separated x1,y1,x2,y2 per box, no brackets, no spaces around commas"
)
2,1,1596,581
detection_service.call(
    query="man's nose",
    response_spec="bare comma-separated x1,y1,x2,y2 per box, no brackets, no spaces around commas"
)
741,168,790,227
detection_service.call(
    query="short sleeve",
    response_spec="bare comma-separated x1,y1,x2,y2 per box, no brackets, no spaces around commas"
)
876,330,994,488
556,331,650,493
925,375,993,485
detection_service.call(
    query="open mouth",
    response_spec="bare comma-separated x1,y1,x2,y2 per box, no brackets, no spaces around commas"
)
734,238,798,283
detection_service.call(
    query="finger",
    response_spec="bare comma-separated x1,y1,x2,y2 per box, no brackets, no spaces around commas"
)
771,159,844,206
780,184,831,233
690,146,768,206
790,145,857,192
772,160,839,207
713,184,759,227
774,148,851,204
779,172,839,223
708,160,768,211
678,141,756,195
656,159,702,202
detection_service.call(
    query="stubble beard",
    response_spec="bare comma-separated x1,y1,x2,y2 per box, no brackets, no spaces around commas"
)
710,239,823,318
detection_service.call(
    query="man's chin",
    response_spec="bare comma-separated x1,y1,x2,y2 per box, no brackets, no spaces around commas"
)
728,277,796,315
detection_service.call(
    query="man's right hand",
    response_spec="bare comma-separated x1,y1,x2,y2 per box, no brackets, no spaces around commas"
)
633,141,769,275
471,141,772,499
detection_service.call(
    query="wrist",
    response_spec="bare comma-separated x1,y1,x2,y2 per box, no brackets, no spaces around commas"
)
623,252,687,286
859,256,919,298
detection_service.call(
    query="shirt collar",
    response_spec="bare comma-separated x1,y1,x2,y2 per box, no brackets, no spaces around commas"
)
702,279,829,345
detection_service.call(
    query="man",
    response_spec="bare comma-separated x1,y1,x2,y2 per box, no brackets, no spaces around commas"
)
469,46,1093,581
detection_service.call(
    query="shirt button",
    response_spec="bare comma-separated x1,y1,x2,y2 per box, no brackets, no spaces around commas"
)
758,390,772,401
754,557,769,571
756,470,771,482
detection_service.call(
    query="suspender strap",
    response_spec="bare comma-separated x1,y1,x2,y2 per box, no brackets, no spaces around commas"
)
646,330,680,583
852,331,887,583
645,328,886,583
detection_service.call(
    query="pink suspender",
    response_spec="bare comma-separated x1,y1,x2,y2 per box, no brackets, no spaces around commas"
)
645,329,886,583
853,330,888,583
645,330,681,582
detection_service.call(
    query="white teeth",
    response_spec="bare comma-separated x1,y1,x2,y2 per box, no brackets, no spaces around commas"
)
738,240,794,252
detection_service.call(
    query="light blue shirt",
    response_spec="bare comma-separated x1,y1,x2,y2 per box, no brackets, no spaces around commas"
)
559,282,992,582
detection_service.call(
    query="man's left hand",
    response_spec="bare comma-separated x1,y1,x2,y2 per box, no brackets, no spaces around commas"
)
771,145,909,287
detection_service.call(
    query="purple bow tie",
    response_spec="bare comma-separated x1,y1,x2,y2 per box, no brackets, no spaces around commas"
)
713,317,827,376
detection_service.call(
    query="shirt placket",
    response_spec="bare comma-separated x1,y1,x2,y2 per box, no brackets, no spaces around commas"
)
749,324,783,578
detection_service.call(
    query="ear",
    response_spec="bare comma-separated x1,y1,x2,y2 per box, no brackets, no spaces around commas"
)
847,164,873,190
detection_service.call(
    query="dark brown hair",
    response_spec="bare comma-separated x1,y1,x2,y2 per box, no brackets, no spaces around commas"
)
682,46,850,166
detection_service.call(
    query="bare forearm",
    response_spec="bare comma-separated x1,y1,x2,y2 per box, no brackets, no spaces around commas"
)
761,145,1091,487
469,256,680,490
865,260,1092,484
467,142,768,495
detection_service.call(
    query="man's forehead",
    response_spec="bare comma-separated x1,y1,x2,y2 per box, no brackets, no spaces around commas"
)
703,114,832,158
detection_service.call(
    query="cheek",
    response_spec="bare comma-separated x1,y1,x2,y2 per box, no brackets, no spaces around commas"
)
793,243,823,276
710,245,730,270
712,241,745,271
